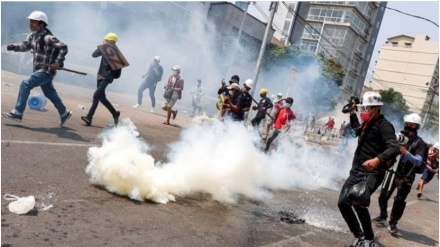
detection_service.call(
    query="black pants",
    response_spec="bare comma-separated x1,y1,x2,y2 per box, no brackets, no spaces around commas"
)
137,78,157,107
86,79,117,120
251,114,265,128
265,129,280,152
338,171,384,240
377,173,413,224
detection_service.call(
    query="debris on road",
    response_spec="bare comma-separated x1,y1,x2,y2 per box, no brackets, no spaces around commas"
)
279,211,305,224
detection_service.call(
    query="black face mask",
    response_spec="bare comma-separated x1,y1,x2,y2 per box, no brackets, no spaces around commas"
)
401,126,417,137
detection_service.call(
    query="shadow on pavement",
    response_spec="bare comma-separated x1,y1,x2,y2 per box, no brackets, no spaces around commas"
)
5,124,90,142
418,196,439,203
393,229,438,246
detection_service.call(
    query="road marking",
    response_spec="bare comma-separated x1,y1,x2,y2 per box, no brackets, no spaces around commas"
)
2,140,98,147
260,231,315,247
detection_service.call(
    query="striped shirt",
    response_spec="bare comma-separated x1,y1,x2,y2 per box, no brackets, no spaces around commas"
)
12,28,68,76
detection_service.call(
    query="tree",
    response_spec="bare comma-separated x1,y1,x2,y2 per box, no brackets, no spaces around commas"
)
321,57,345,87
262,44,346,115
379,88,409,123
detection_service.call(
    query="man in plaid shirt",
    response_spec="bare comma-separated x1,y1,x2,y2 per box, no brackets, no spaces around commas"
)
3,11,72,126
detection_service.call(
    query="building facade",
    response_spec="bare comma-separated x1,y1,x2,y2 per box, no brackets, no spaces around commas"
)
370,34,439,114
273,1,386,98
207,2,275,72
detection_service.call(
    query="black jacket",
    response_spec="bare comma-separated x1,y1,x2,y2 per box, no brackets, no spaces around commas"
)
350,113,399,175
395,135,428,179
92,48,121,82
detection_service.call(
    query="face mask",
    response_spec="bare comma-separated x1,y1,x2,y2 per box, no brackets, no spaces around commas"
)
284,103,291,108
360,112,371,122
402,126,417,138
173,71,179,76
404,125,417,133
229,90,234,96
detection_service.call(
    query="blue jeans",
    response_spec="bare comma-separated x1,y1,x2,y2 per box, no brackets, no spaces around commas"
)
12,71,68,117
137,78,157,107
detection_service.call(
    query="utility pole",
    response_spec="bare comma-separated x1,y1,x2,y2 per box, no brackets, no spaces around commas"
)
226,2,250,77
286,66,299,97
250,1,278,99
420,80,439,132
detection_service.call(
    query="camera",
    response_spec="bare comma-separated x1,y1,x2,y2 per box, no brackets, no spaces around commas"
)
342,96,360,114
395,133,409,145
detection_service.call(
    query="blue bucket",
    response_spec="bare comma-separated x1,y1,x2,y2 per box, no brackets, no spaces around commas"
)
27,93,47,110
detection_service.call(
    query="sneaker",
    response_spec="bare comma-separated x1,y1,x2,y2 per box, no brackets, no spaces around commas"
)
133,104,140,108
172,110,178,120
2,112,23,122
113,111,120,125
81,116,92,126
388,222,398,234
60,111,72,126
363,239,378,247
372,216,387,224
345,237,364,247
417,192,422,198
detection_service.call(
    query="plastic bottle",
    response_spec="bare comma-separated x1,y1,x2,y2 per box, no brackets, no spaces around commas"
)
27,93,47,111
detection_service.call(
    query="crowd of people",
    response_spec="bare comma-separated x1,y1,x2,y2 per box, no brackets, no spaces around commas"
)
2,11,439,247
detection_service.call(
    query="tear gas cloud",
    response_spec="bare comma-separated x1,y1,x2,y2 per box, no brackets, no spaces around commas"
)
2,2,341,118
86,118,351,204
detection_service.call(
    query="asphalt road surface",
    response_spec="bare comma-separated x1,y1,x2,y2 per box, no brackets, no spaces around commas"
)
1,70,438,247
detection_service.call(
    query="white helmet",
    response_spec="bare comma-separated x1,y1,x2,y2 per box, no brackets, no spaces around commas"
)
403,113,422,125
244,79,254,89
277,93,283,97
27,11,48,25
172,65,181,71
154,56,160,62
433,142,439,150
357,91,383,107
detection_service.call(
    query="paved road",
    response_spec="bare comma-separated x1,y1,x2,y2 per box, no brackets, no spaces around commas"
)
1,70,438,247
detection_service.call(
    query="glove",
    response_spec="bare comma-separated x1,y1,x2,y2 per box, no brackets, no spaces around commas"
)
252,106,257,111
7,44,16,51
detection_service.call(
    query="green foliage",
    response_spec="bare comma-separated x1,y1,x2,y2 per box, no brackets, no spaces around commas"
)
379,88,410,120
321,58,345,87
262,44,346,114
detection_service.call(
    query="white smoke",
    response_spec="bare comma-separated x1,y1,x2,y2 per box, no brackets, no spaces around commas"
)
85,118,351,204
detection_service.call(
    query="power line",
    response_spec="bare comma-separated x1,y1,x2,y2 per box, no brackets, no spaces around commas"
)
374,2,439,27
253,2,290,39
280,2,341,62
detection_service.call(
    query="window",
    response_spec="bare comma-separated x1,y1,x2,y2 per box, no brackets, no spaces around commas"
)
286,3,295,19
405,42,412,48
300,40,318,53
283,20,291,33
302,23,322,40
392,42,398,47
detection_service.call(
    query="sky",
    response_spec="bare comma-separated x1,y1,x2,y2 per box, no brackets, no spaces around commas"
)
246,1,440,86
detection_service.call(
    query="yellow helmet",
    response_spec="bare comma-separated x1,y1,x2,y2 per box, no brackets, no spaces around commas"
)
104,32,118,42
259,88,268,94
